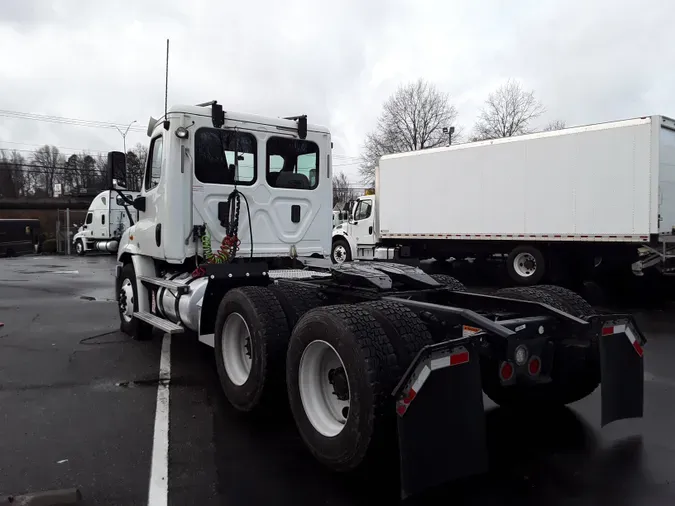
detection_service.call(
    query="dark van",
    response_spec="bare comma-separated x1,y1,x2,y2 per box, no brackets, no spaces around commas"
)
0,219,41,257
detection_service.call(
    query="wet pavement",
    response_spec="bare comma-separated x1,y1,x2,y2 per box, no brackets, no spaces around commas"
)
0,255,674,505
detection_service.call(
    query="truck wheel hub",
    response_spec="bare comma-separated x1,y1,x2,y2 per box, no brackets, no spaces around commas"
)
221,312,253,386
119,278,134,322
298,340,351,437
333,245,347,263
513,252,537,277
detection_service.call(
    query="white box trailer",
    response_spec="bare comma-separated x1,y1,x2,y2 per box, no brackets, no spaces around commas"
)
332,115,675,284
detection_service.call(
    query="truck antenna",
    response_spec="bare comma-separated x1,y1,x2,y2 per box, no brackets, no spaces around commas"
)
163,39,170,130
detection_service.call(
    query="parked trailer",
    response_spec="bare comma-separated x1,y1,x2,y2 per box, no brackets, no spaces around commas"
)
72,189,139,255
0,218,41,257
332,115,675,285
109,102,646,498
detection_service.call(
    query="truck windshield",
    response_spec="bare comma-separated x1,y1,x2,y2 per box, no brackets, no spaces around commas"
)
195,128,257,185
266,137,319,189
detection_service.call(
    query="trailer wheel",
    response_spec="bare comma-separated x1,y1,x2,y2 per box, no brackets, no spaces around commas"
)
287,305,398,472
214,286,289,412
506,246,545,285
484,287,599,407
331,238,352,264
533,285,596,318
359,300,434,367
118,263,153,341
429,273,466,291
269,283,326,331
75,240,85,256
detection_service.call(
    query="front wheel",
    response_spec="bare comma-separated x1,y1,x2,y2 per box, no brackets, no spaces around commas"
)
117,263,153,340
75,240,85,256
331,238,352,264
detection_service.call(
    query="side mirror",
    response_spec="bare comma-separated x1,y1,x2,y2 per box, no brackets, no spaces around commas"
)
107,151,127,189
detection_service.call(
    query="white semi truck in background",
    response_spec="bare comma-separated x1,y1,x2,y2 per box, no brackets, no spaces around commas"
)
332,115,675,285
72,189,139,255
108,101,646,498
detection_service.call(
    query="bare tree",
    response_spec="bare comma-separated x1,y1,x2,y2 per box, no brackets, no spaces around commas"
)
32,145,64,197
542,119,566,131
332,171,357,207
125,143,148,191
0,150,28,197
359,79,460,185
472,79,545,141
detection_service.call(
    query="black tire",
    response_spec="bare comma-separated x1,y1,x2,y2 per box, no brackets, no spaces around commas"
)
359,300,434,368
269,283,326,331
484,287,600,407
286,304,398,472
495,286,568,313
506,245,545,285
118,263,154,341
75,240,85,256
214,286,290,412
533,285,596,318
429,273,466,291
331,238,352,264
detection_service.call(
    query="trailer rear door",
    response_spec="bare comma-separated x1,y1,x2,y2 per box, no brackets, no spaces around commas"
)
659,124,675,235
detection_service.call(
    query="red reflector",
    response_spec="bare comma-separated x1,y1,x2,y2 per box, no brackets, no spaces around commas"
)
397,405,407,416
602,326,614,336
450,351,470,366
528,357,541,376
403,389,417,404
633,340,644,357
499,361,514,381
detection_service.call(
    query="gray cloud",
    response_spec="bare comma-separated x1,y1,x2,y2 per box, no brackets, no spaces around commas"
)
0,0,673,183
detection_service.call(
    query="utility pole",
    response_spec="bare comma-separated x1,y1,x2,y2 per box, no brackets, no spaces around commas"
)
442,126,455,146
115,120,137,157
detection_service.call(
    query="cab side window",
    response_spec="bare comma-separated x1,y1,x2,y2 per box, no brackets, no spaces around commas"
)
355,200,372,221
85,213,93,225
145,136,163,190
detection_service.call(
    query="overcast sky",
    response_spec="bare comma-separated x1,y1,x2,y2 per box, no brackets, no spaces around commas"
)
0,0,673,184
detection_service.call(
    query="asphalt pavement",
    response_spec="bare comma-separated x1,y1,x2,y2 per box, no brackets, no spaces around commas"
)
1,255,675,505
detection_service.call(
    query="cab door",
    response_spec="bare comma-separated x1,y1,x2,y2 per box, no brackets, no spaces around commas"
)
350,198,376,246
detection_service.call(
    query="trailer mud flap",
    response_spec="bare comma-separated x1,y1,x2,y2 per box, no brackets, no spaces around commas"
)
599,320,645,427
394,343,488,499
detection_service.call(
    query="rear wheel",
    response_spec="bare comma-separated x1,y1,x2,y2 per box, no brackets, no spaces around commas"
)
533,285,596,318
269,283,326,331
331,238,351,264
214,286,289,412
118,263,153,341
506,245,545,285
429,273,466,291
483,286,600,407
287,305,398,472
359,300,434,367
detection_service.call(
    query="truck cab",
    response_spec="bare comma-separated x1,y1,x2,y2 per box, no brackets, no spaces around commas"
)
331,193,379,263
73,190,139,255
116,103,332,265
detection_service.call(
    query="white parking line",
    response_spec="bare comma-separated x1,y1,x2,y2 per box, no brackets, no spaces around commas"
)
148,334,171,506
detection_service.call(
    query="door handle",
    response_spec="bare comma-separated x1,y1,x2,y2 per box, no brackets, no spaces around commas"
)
369,226,373,234
291,205,300,223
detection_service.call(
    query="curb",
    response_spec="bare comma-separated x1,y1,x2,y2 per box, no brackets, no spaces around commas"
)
0,488,82,505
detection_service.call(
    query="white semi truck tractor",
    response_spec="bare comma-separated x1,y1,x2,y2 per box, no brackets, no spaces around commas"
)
332,116,675,286
72,189,139,255
110,101,647,498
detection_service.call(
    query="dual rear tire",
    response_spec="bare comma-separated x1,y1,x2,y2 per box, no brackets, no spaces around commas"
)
213,285,433,472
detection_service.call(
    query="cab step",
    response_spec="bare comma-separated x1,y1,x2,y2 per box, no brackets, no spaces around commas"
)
133,311,184,334
137,275,189,294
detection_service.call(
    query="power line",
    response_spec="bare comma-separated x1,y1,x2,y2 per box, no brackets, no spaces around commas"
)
0,109,146,132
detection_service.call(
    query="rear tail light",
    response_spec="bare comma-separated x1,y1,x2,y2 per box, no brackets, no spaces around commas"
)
528,356,541,376
499,361,514,381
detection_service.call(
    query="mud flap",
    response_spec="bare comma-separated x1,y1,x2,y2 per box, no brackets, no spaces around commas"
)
394,342,488,499
599,319,646,427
